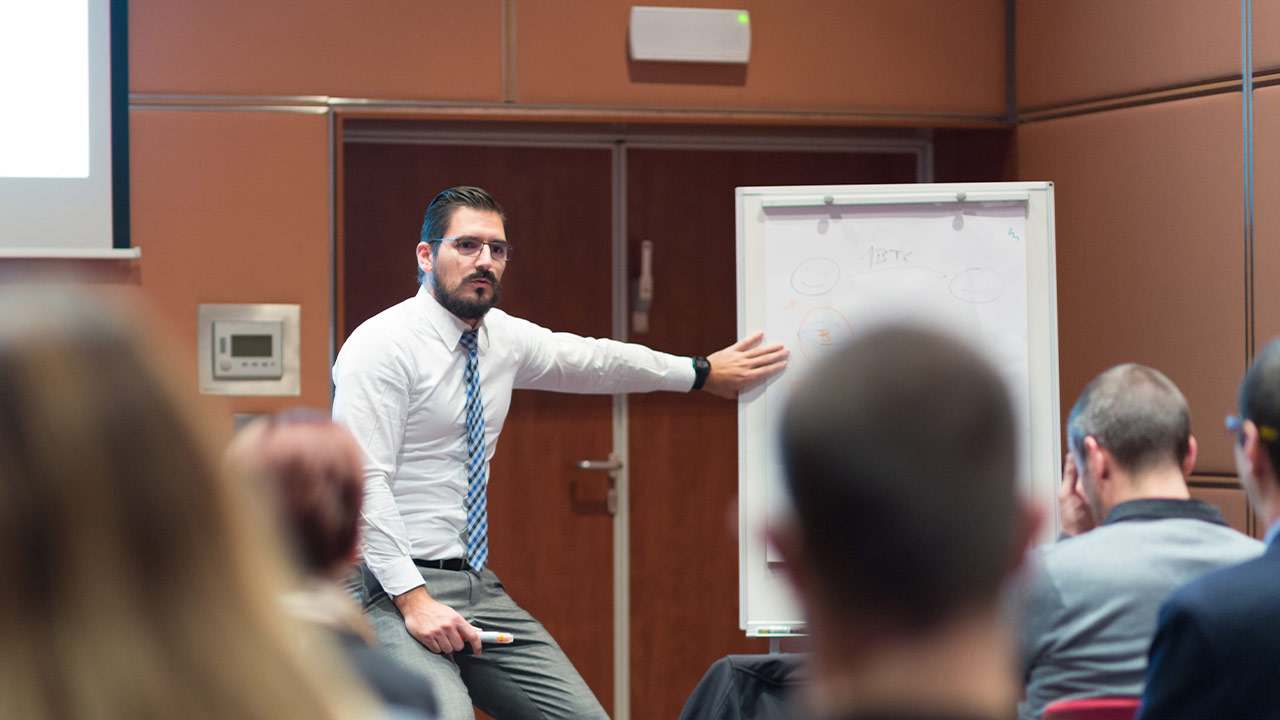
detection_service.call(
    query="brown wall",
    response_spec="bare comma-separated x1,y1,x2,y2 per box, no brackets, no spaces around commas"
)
131,0,1006,116
1253,86,1280,356
1016,0,1242,111
1252,0,1280,73
1016,2,1268,528
130,0,505,100
517,0,1006,114
14,109,334,428
1018,94,1245,474
129,108,334,420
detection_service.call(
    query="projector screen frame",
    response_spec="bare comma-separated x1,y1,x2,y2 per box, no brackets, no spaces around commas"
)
0,0,136,259
110,0,129,250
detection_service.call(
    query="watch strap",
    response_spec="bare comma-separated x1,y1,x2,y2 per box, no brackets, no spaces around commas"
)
692,356,711,390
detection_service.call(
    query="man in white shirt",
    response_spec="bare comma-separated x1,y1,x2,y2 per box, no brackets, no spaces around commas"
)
332,186,787,720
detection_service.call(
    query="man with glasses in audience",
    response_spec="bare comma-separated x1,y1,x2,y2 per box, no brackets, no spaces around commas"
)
1138,339,1280,719
1018,364,1261,720
333,186,788,720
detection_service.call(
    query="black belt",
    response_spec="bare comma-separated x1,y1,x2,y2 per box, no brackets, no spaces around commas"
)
414,557,470,571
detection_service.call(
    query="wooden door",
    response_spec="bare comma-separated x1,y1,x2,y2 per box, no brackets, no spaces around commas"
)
341,142,618,711
342,138,928,719
625,147,919,720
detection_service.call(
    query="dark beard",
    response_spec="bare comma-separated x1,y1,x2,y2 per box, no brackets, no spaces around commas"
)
433,268,502,320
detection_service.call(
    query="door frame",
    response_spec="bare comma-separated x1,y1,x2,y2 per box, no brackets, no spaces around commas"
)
337,123,932,719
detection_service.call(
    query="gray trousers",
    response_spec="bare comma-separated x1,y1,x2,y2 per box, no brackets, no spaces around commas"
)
362,565,609,720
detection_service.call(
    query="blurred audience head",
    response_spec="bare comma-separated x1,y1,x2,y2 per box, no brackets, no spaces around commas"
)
0,288,369,720
227,410,365,580
775,324,1032,719
1236,338,1280,521
778,324,1023,632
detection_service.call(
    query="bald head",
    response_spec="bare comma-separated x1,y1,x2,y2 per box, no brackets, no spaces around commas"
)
1067,363,1191,474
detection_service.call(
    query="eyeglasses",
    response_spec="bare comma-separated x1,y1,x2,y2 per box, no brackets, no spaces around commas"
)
437,237,513,262
1225,414,1280,444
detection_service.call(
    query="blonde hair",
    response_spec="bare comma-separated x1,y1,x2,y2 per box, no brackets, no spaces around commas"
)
0,289,372,720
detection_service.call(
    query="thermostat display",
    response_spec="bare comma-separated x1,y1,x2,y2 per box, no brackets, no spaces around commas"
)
231,334,273,358
213,320,283,379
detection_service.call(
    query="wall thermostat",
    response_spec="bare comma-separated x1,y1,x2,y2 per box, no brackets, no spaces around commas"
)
212,320,283,379
198,304,300,396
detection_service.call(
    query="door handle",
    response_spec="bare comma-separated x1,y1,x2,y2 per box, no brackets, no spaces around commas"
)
632,239,654,334
575,453,622,515
576,458,623,474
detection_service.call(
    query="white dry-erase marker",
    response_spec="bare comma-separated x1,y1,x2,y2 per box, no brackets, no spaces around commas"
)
478,631,515,644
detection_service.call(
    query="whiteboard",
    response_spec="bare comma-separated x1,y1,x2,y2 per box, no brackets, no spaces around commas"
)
736,182,1060,637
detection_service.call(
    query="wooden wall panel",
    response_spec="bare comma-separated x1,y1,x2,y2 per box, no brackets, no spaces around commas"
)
1189,483,1253,537
130,0,503,100
130,109,332,424
1253,87,1280,359
1017,94,1245,474
1254,0,1280,73
1017,0,1242,111
517,0,1006,115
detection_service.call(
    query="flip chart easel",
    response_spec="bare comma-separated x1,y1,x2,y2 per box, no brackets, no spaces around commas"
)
735,182,1060,637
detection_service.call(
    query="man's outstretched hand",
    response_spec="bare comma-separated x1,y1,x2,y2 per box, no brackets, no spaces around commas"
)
702,331,789,399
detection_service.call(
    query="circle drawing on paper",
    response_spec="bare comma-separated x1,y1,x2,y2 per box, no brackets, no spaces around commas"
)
949,267,1005,304
790,257,840,296
796,306,854,363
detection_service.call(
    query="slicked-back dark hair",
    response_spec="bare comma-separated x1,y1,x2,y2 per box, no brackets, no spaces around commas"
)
417,186,507,283
1240,337,1280,479
781,325,1017,631
1066,363,1191,473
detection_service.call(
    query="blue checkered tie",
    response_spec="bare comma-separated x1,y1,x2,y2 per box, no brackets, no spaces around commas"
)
459,328,488,571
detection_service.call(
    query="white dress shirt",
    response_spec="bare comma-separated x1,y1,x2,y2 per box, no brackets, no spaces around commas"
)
333,285,696,596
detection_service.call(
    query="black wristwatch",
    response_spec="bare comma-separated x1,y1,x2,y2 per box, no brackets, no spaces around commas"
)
692,356,711,390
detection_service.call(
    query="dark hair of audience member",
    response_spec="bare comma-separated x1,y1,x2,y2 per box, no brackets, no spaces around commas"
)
1241,337,1280,476
780,325,1018,632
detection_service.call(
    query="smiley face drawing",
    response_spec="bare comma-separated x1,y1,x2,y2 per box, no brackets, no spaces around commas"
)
790,257,840,296
949,267,1005,304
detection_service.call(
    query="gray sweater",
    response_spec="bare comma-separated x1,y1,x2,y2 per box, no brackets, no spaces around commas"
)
1017,498,1262,720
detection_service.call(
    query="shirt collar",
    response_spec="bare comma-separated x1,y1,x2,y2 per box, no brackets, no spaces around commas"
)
1264,519,1280,549
415,284,485,352
1102,497,1229,527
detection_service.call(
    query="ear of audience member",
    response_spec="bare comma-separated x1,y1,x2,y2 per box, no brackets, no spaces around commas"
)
227,411,441,718
0,289,375,720
773,325,1034,720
